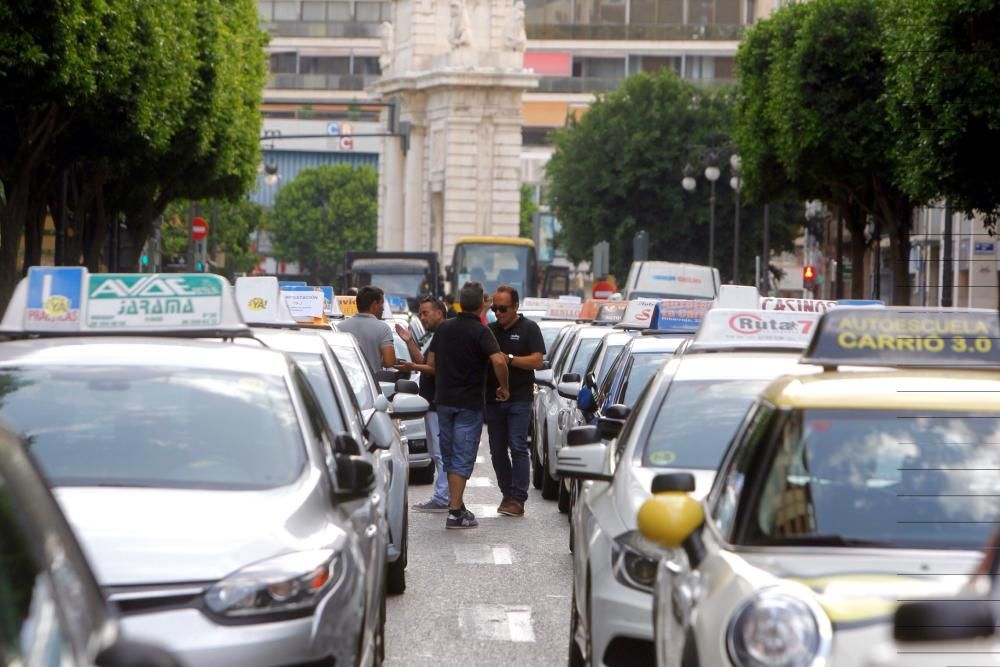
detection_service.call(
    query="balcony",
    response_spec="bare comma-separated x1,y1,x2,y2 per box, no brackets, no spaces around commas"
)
535,76,623,94
526,22,745,41
261,20,383,38
268,73,380,91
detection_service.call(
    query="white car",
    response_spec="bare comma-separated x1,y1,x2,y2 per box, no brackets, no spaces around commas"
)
535,325,612,502
558,308,825,667
637,307,1000,667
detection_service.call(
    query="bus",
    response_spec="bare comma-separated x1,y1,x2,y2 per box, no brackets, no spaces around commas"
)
447,236,538,306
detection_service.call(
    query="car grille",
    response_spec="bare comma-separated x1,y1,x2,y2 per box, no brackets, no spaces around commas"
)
105,583,209,615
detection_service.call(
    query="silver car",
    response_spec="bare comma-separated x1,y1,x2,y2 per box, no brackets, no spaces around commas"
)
318,330,414,594
0,337,382,667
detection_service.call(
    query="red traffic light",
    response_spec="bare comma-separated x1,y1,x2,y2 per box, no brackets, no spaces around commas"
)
803,265,816,279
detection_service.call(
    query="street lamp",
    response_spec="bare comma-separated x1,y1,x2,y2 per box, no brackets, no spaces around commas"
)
263,159,279,186
729,153,741,281
681,160,720,271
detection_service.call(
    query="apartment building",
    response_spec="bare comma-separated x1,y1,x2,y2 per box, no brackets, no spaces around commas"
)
256,0,775,196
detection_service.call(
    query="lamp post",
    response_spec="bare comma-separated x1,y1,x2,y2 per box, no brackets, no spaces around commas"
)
682,158,721,271
729,154,741,282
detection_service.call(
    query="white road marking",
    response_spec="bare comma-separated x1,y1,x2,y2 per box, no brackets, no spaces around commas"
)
467,476,494,487
466,503,499,518
453,544,514,565
459,605,536,643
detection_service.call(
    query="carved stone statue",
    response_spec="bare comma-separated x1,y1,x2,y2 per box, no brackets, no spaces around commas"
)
449,0,474,50
502,0,527,52
379,22,394,73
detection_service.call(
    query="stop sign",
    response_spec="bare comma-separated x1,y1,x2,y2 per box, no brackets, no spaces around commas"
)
191,217,209,241
592,281,615,299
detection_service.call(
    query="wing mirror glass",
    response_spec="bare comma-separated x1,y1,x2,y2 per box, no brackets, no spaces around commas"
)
334,455,376,499
333,433,362,456
395,379,419,395
566,425,601,447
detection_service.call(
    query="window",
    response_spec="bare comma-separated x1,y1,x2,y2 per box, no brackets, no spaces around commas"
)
356,2,385,22
0,477,73,666
630,0,683,24
739,410,1000,550
272,0,299,21
300,56,350,75
642,379,768,469
301,1,326,20
353,57,381,75
336,348,376,411
269,52,297,74
569,338,602,377
292,354,346,433
0,367,305,490
328,1,352,21
620,353,666,406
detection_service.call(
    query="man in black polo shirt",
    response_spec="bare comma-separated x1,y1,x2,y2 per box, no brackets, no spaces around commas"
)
426,282,510,529
485,285,546,517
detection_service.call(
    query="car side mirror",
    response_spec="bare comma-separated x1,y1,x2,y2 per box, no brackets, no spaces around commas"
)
333,433,362,456
365,410,394,451
334,455,376,499
557,442,612,482
894,599,996,643
567,425,601,447
557,376,582,400
597,416,623,440
379,381,396,399
561,372,582,384
96,639,183,667
651,472,695,494
395,379,419,395
605,404,631,421
392,393,428,420
542,359,552,370
535,368,554,388
374,394,390,413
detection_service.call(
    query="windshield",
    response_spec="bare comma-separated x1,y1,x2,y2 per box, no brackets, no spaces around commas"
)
292,354,345,432
741,409,1000,550
0,367,304,490
369,273,425,299
628,291,714,300
454,244,532,296
570,338,602,377
622,353,668,406
336,349,375,411
643,380,767,468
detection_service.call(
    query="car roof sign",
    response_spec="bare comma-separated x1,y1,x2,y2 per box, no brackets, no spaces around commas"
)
689,308,822,352
235,276,298,326
386,294,408,314
650,299,713,332
3,267,248,336
279,285,328,324
615,298,660,330
594,301,628,324
801,307,1000,369
716,285,760,309
521,297,583,320
318,286,342,318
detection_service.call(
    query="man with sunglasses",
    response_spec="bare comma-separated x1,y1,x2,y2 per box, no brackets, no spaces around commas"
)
485,285,546,517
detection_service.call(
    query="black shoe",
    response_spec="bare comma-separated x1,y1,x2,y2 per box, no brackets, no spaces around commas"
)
446,508,479,529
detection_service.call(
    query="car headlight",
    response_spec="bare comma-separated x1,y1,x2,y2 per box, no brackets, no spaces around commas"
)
726,587,831,667
205,549,342,621
611,530,662,593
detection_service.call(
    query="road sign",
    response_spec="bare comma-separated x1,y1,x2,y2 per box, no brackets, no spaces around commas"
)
191,217,209,241
592,281,614,299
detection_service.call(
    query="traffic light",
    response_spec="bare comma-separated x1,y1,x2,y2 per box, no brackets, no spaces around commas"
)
803,265,817,290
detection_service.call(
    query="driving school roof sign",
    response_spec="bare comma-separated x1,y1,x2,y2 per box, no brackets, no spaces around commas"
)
802,308,1000,368
690,309,822,351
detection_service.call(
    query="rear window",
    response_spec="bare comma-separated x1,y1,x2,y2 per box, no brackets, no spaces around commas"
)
0,367,304,490
643,380,767,469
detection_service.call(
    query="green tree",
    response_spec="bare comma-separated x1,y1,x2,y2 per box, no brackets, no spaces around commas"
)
734,0,919,303
546,70,798,282
519,184,538,239
269,165,378,284
883,0,1000,226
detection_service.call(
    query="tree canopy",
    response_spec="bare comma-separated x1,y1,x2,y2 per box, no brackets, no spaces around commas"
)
883,0,1000,226
0,0,267,306
268,164,378,284
546,70,799,282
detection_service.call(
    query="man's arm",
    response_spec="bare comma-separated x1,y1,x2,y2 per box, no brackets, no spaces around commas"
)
489,352,510,401
395,322,424,363
510,322,546,370
510,351,544,370
380,344,398,369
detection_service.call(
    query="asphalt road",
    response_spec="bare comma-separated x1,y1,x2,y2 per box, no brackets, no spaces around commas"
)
385,437,573,666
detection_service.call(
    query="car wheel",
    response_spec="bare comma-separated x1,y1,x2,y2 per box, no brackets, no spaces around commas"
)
410,465,434,485
541,436,560,501
387,500,407,594
568,576,591,667
558,478,571,514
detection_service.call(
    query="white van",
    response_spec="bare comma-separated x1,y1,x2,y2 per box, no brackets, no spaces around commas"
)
622,261,720,300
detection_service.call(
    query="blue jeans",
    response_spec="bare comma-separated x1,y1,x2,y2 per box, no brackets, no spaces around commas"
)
437,405,484,480
485,401,532,503
425,411,449,505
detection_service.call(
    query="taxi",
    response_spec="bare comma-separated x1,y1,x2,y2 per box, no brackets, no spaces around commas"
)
638,307,1000,667
0,423,180,666
557,307,824,667
0,268,385,667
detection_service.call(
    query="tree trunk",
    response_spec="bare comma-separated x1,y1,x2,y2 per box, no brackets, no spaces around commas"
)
872,179,914,306
845,201,867,299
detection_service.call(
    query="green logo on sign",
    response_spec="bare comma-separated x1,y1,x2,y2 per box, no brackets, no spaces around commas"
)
88,274,224,299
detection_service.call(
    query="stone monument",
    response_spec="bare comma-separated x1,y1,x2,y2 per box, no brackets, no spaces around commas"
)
372,0,538,263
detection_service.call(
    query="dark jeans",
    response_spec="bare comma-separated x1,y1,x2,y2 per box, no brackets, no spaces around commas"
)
485,401,532,503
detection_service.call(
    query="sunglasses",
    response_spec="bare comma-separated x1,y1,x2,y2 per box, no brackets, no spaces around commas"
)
490,304,512,314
